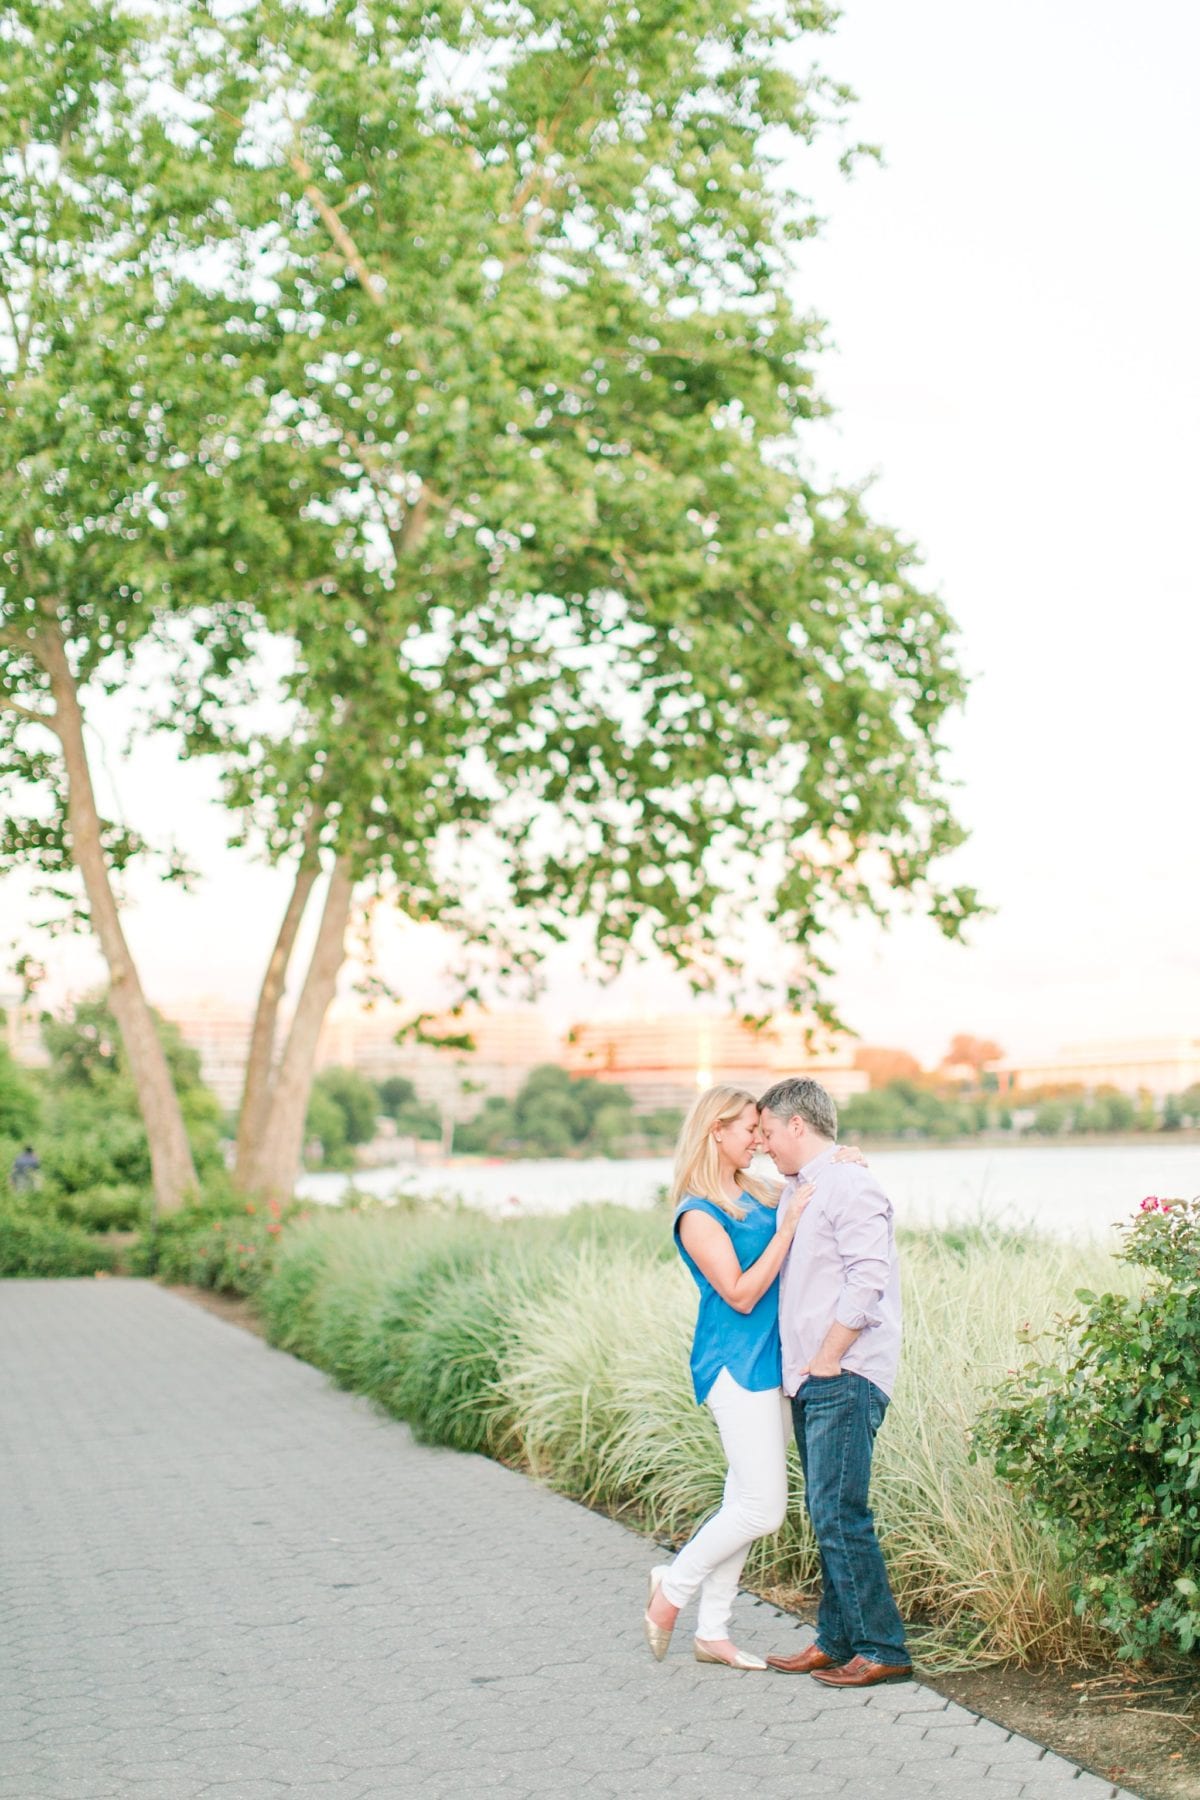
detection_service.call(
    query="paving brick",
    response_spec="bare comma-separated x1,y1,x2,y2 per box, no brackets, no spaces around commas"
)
1027,1750,1106,1782
0,1279,1144,1800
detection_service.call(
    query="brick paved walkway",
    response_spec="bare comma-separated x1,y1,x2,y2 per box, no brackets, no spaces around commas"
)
0,1280,1140,1800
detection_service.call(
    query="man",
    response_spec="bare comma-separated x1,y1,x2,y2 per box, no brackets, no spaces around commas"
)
9,1144,40,1193
757,1076,911,1687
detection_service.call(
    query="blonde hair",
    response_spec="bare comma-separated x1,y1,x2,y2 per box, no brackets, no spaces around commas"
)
669,1085,781,1221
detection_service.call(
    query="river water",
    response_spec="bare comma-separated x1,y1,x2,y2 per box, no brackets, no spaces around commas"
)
295,1140,1200,1241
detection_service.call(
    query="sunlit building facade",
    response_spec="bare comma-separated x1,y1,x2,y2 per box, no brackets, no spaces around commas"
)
159,998,255,1108
563,1014,868,1112
158,997,559,1116
992,1038,1200,1100
0,991,49,1069
316,1003,558,1111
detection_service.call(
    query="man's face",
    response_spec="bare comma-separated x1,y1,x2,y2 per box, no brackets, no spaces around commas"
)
758,1107,804,1177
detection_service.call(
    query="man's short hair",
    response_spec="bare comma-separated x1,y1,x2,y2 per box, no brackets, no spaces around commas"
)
758,1076,838,1140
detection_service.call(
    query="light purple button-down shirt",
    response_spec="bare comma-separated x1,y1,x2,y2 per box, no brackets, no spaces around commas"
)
776,1145,902,1400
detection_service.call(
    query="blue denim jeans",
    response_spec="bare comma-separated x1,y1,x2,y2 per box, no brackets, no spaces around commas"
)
791,1371,909,1666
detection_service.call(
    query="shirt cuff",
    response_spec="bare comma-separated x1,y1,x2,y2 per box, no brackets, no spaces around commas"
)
835,1293,882,1331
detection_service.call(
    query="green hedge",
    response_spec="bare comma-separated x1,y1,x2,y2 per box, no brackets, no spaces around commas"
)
0,1205,117,1278
48,1183,150,1233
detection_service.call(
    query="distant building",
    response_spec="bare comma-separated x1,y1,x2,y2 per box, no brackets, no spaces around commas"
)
316,1003,557,1112
159,998,255,1108
563,1014,868,1113
143,992,871,1122
992,1038,1200,1101
0,991,49,1069
159,998,557,1114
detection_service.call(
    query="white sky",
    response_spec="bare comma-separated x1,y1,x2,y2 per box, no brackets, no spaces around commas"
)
784,0,1200,1060
3,0,1198,1065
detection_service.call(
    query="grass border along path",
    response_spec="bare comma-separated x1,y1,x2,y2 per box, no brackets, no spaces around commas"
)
247,1201,1125,1670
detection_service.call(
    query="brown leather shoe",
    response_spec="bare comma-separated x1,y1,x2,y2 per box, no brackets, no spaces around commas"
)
765,1644,847,1674
810,1654,913,1688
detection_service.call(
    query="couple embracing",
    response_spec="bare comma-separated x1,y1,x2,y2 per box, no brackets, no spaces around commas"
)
643,1077,911,1687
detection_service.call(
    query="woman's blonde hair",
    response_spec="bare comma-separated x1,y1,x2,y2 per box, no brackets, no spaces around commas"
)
669,1084,781,1221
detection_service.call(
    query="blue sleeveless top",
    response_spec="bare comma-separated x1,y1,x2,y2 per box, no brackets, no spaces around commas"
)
672,1193,783,1404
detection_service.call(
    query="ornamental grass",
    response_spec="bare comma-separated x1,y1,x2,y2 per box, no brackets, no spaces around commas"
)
257,1203,1138,1668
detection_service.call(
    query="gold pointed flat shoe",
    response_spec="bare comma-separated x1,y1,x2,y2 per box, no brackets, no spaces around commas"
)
694,1640,769,1671
643,1564,674,1662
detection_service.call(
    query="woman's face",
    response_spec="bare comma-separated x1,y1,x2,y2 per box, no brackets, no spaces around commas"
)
714,1101,760,1166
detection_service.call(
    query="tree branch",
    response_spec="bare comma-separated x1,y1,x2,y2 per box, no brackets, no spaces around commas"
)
0,690,60,732
289,144,386,307
0,277,20,355
333,428,441,560
510,62,599,229
397,482,432,554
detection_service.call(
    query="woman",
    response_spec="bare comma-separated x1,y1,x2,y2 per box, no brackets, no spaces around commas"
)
643,1084,861,1669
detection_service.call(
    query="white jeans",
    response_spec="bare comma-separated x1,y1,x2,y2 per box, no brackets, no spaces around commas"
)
660,1369,790,1639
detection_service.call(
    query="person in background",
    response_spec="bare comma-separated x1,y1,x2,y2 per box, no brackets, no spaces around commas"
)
9,1144,40,1193
643,1085,863,1670
758,1076,911,1688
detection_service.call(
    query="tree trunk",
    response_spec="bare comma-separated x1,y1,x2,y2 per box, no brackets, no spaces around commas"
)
234,815,323,1192
42,625,199,1212
250,854,355,1202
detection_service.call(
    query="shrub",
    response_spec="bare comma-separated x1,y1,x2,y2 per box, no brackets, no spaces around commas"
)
134,1190,298,1295
40,1114,152,1192
0,1204,116,1277
49,1183,150,1233
35,996,227,1191
0,1045,40,1142
977,1195,1200,1658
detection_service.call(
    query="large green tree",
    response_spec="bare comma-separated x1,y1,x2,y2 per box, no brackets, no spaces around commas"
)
2,0,980,1209
171,0,978,1197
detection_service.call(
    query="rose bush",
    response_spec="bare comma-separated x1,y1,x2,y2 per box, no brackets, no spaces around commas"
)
977,1194,1200,1658
132,1191,301,1295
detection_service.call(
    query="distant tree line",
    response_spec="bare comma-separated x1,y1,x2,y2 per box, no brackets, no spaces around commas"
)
1022,1086,1200,1138
840,1077,1200,1142
304,1068,441,1169
301,1062,684,1166
1,995,683,1192
454,1066,682,1160
841,1080,998,1142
